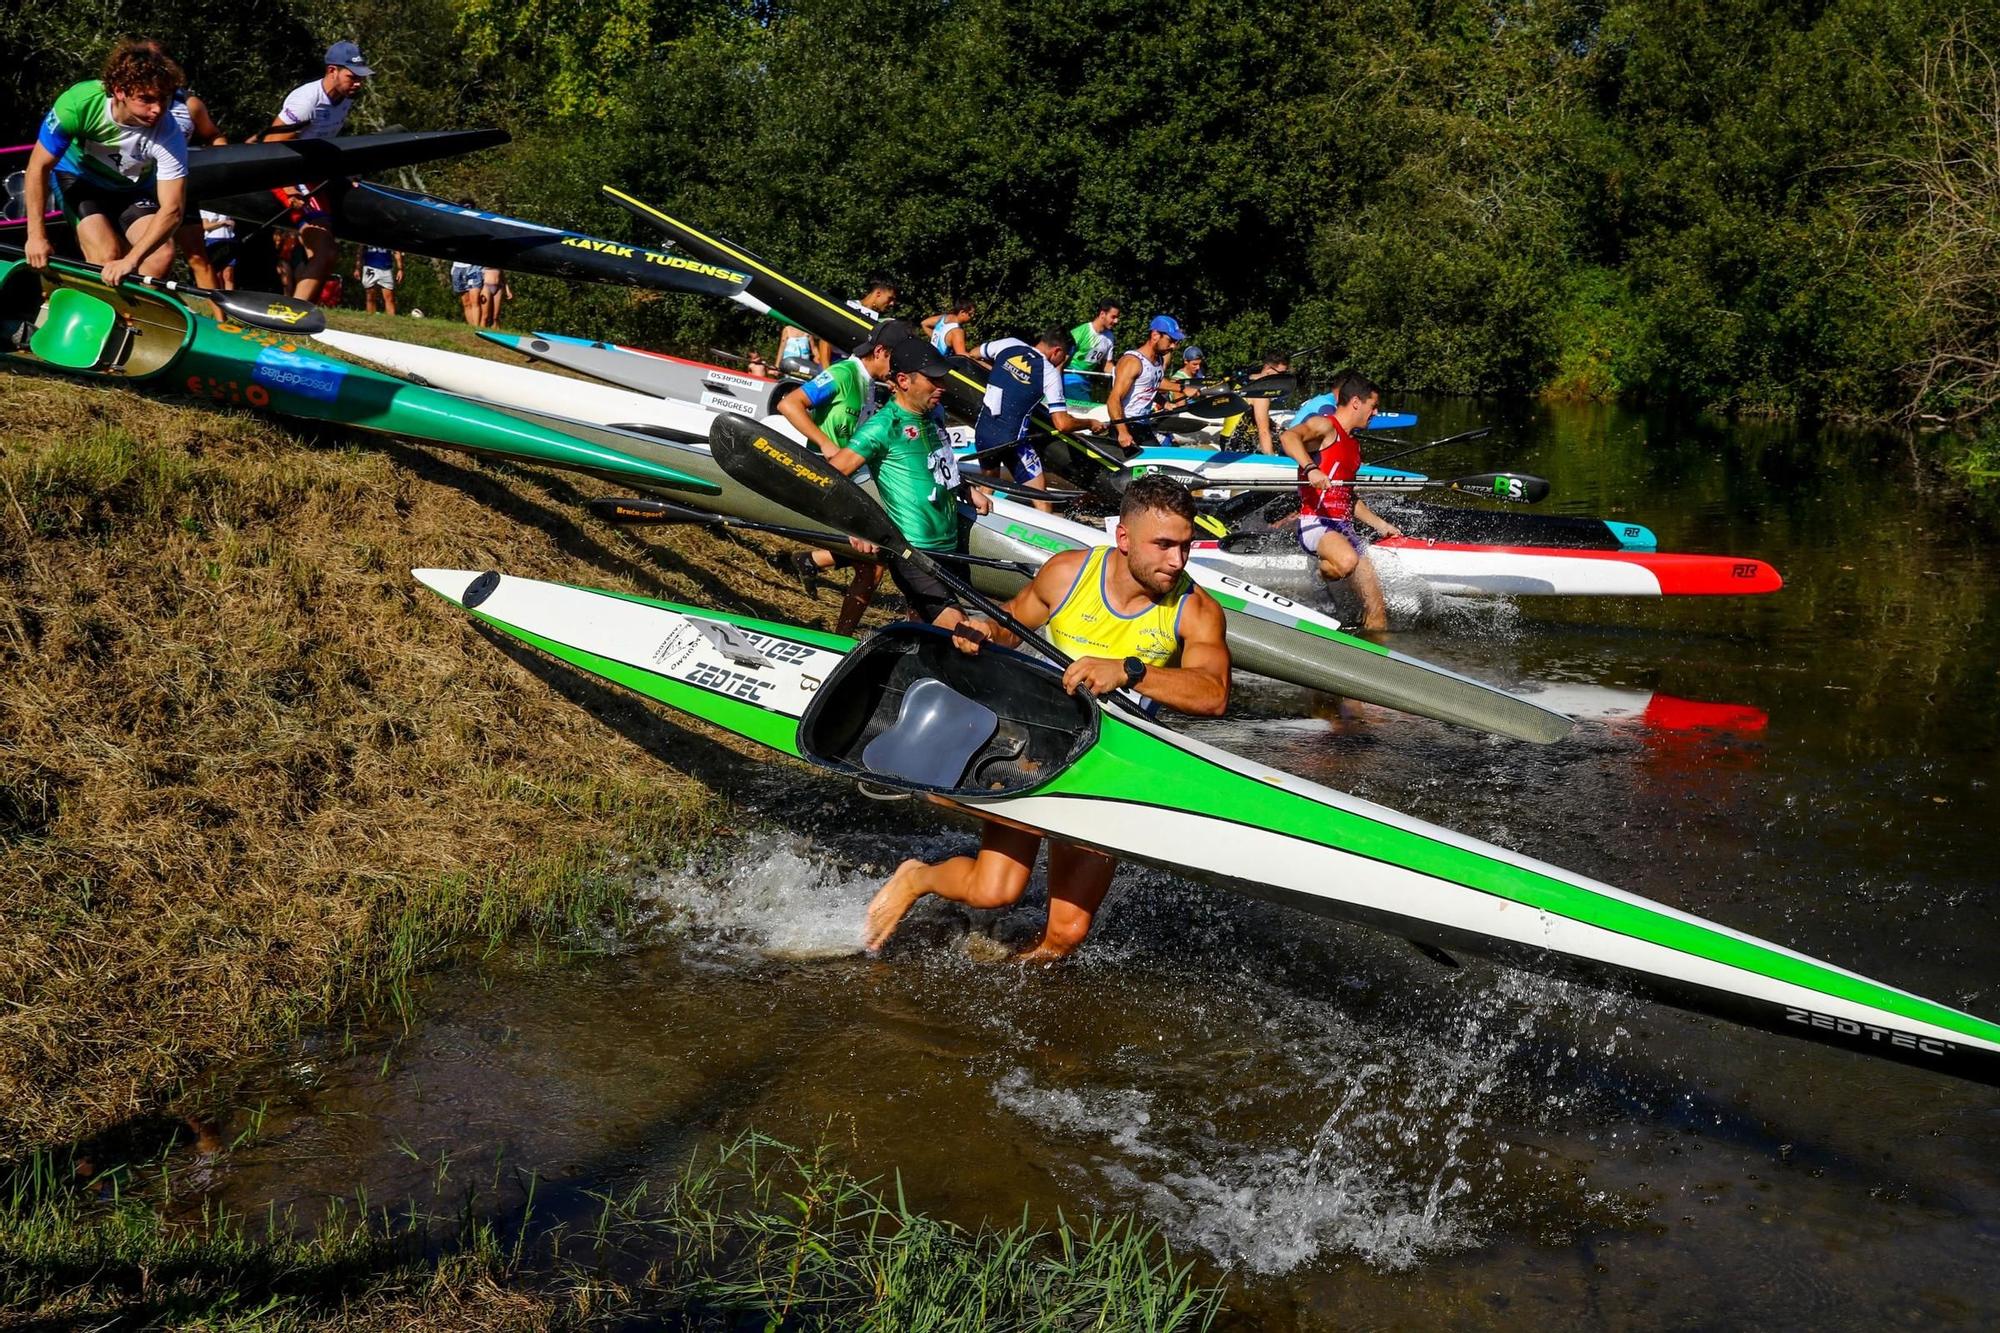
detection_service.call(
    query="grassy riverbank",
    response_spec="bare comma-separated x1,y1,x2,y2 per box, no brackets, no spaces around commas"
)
0,315,828,1152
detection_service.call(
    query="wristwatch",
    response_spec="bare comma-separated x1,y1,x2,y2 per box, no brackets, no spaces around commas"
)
1122,656,1147,689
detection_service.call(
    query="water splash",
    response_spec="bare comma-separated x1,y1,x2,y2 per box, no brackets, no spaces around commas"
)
636,831,888,960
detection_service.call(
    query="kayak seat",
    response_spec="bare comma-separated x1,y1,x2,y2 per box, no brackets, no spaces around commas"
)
861,677,998,790
31,287,127,371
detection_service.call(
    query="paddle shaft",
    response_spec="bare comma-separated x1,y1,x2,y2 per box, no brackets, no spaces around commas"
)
587,496,1036,574
1357,426,1493,467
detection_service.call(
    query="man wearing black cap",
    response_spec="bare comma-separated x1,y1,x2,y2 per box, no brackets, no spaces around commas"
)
824,339,991,629
777,323,902,633
266,41,372,301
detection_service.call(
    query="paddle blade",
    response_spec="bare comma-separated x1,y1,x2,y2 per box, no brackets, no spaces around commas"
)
708,413,904,549
207,286,326,334
1446,472,1549,504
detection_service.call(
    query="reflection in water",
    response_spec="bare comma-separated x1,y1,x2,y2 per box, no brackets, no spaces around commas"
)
164,401,2000,1328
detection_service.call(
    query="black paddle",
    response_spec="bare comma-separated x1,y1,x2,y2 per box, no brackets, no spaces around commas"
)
585,495,1038,574
956,471,1091,505
706,415,1143,709
131,275,327,334
0,246,326,334
1184,471,1552,504
1355,426,1493,467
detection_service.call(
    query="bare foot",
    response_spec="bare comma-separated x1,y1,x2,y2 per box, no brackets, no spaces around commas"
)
862,859,929,951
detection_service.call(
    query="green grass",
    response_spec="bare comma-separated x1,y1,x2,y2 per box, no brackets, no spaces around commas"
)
0,1133,1224,1330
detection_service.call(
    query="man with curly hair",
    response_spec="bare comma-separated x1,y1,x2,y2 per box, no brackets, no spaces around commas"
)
22,39,190,287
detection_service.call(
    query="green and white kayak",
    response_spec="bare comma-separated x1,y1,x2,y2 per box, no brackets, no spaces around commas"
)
413,566,2000,1088
0,256,719,496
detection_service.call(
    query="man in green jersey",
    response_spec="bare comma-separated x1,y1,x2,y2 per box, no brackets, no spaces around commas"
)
777,324,901,633
24,41,190,286
1068,298,1121,374
824,338,992,628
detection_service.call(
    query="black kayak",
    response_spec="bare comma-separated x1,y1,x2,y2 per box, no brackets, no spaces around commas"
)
213,180,752,302
2,128,509,231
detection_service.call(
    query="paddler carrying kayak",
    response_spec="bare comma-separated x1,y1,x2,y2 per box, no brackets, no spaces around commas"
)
1276,370,1404,631
818,337,993,627
863,473,1231,959
777,321,903,633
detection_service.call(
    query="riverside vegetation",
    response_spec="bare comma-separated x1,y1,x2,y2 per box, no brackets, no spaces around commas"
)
8,0,2000,453
0,316,1219,1326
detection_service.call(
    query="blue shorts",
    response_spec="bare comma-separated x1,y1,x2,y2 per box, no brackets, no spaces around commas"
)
450,265,484,294
1008,443,1043,485
1298,516,1362,556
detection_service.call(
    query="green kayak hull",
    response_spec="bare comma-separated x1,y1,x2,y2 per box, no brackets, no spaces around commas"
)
0,257,717,496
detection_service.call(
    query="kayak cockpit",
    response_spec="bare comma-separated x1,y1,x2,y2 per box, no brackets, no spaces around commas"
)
798,623,1096,799
0,258,190,378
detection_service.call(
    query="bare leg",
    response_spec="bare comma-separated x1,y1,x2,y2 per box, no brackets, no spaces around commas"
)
863,823,1041,951
1024,472,1054,514
382,287,397,316
72,214,125,265
1017,841,1118,961
833,562,883,637
460,289,482,326
1314,531,1389,631
219,263,235,291
292,221,335,301
173,219,216,287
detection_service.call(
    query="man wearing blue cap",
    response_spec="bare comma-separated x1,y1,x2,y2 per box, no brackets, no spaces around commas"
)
266,41,372,301
1106,314,1183,450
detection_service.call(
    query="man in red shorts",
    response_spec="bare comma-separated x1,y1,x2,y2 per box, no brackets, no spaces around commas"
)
1277,371,1403,631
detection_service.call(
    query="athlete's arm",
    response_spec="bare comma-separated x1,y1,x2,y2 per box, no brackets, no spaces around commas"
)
1251,398,1275,453
1126,590,1230,717
1107,357,1141,447
950,550,1079,654
1354,499,1402,539
21,144,58,267
1278,416,1332,486
781,376,844,458
187,94,225,145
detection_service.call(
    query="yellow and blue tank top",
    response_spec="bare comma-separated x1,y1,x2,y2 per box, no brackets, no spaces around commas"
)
1046,546,1194,667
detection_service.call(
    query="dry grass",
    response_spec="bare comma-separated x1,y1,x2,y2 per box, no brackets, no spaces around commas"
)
0,340,836,1154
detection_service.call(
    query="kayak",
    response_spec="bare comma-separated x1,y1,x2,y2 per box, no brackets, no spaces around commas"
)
2,129,509,233
1122,445,1424,485
304,328,1568,741
412,565,2000,1089
1194,531,1783,598
315,327,722,442
211,180,751,301
1369,497,1659,551
480,329,786,418
0,256,717,496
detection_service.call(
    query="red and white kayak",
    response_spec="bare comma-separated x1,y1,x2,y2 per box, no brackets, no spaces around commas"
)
1194,532,1783,598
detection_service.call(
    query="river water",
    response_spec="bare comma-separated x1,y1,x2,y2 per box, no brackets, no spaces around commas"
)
178,401,2000,1326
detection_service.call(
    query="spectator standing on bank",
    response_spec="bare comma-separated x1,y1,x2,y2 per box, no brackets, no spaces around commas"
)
355,243,402,314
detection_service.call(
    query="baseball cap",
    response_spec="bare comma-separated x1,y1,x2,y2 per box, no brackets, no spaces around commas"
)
325,41,374,77
1183,344,1205,361
889,339,952,379
1149,315,1185,341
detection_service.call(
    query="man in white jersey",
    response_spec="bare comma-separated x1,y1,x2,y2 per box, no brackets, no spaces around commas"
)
266,41,372,302
1105,314,1183,450
23,41,189,286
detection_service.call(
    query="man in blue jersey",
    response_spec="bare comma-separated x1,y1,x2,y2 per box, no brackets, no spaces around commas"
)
354,243,403,314
970,328,1098,510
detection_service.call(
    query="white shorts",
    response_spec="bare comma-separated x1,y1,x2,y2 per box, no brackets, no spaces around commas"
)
360,266,395,290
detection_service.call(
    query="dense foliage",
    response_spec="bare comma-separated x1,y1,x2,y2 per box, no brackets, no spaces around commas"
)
4,0,1995,421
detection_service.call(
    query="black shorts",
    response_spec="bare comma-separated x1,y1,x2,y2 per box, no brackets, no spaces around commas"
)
59,173,159,231
883,528,969,623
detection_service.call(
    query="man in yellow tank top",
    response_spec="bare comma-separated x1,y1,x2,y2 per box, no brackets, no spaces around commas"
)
861,475,1231,960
